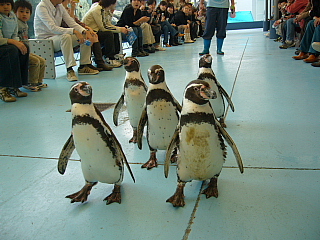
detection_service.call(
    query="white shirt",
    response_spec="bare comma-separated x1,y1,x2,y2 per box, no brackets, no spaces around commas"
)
34,0,85,39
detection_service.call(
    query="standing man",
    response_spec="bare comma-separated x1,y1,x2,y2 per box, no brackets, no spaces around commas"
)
34,0,99,81
199,0,234,55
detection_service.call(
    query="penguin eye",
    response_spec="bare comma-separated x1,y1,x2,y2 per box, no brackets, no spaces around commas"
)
74,88,78,93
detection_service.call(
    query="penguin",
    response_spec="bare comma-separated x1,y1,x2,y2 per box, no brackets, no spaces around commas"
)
137,65,182,170
164,80,243,207
113,57,147,143
58,82,135,205
198,54,235,127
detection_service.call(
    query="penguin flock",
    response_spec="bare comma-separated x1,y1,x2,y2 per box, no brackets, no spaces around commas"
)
58,55,244,208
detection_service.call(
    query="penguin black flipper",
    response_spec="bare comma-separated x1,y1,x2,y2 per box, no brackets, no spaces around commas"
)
95,106,136,183
58,134,75,175
218,85,235,112
164,126,179,178
113,93,125,126
137,106,147,150
215,118,244,173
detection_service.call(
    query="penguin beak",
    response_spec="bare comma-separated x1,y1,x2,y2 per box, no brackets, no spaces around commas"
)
200,86,216,99
79,82,92,96
123,58,129,66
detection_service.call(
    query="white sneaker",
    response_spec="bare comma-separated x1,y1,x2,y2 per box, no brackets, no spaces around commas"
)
155,46,166,51
67,70,79,81
106,59,122,68
114,53,126,62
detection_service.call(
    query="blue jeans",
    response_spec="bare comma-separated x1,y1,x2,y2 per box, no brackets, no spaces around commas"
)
283,18,300,42
300,20,320,54
160,20,178,44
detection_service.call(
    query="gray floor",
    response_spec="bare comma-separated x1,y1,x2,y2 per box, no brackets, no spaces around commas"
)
1,29,319,240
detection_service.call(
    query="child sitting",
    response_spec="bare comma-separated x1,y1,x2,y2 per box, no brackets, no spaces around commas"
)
0,0,28,102
13,0,47,92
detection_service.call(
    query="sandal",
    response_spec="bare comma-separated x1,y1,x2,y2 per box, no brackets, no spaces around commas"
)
37,83,48,88
23,84,41,92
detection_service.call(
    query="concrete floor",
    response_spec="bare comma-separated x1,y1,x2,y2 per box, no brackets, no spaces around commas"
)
0,29,319,240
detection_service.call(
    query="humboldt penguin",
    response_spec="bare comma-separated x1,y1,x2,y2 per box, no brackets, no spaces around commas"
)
198,54,235,127
58,82,135,205
113,57,147,143
165,80,243,207
137,65,182,170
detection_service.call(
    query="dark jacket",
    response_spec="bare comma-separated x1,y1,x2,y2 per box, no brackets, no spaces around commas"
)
172,10,188,26
117,4,142,27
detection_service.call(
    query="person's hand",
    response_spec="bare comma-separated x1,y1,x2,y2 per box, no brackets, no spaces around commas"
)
120,27,129,34
314,17,320,27
70,1,77,9
141,16,150,22
74,30,85,44
8,39,28,55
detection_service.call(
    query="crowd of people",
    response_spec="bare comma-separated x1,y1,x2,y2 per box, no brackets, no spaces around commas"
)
273,0,320,67
0,0,207,102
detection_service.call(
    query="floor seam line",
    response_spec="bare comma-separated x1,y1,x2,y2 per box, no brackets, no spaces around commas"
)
1,155,320,171
182,181,205,240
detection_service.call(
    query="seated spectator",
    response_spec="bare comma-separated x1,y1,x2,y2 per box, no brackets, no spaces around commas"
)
292,0,320,67
143,0,166,51
14,0,47,92
279,0,309,49
61,0,112,70
167,3,183,44
83,0,128,68
156,1,180,47
117,0,150,57
186,3,199,41
34,0,99,81
171,4,194,43
0,0,28,102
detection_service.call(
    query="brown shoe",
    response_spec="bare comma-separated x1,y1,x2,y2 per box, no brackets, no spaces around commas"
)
292,52,308,60
303,54,318,63
311,61,320,67
9,88,28,97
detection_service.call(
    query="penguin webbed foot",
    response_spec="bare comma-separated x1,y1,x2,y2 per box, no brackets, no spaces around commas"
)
166,182,186,207
104,185,121,205
141,151,158,170
129,130,138,143
66,182,97,203
202,178,219,198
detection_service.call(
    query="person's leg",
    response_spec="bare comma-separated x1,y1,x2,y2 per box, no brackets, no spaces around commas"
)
215,8,228,55
200,7,218,54
51,34,76,69
161,23,169,45
26,53,41,91
293,20,316,60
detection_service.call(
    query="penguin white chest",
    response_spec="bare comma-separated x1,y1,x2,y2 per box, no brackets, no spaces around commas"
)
147,101,179,150
177,123,225,182
125,84,146,128
72,124,122,184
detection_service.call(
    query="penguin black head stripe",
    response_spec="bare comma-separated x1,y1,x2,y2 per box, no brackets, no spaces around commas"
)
148,65,165,84
70,82,92,104
185,80,217,105
199,54,213,68
123,57,140,72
